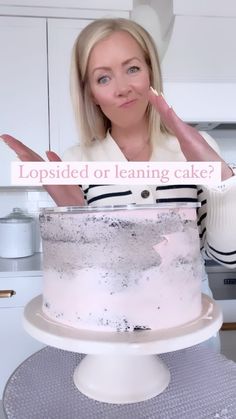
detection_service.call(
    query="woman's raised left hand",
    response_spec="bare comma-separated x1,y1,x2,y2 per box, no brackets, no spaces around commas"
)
148,87,233,181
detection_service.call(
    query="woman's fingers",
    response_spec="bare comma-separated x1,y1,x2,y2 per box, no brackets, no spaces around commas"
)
44,151,85,205
148,89,234,180
148,88,187,136
148,89,171,116
148,88,199,145
1,134,44,162
1,135,63,162
147,88,223,163
46,151,62,162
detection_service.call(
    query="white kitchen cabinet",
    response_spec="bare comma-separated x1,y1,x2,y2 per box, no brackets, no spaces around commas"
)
0,17,49,186
0,1,133,18
173,0,236,17
47,18,92,156
0,275,44,398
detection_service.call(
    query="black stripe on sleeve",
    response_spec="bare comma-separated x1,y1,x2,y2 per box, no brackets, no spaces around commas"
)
199,227,206,239
83,185,108,194
156,185,197,191
197,212,207,226
207,243,236,256
206,252,236,266
87,190,132,205
155,197,198,204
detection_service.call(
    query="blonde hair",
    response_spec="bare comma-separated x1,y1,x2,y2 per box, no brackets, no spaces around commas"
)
70,18,169,146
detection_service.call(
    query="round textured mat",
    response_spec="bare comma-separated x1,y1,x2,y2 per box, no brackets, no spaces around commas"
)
3,344,236,419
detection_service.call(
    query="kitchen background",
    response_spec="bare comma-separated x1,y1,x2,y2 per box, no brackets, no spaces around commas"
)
1,0,236,415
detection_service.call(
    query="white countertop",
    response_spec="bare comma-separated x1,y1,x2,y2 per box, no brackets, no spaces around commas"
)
0,252,42,277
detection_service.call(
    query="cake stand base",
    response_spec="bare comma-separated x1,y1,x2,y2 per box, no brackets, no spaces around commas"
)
73,354,170,403
23,294,222,404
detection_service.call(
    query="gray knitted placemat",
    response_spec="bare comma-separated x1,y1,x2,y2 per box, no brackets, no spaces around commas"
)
3,344,236,419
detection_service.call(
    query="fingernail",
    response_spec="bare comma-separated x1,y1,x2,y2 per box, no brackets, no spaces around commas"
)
150,86,159,96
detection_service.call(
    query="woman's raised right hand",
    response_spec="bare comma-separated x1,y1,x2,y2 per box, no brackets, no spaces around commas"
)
0,134,85,206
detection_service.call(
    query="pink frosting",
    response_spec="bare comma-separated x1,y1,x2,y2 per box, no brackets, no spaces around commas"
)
41,206,203,332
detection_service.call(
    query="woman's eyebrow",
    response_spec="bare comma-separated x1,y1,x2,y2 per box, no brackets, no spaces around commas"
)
92,57,142,74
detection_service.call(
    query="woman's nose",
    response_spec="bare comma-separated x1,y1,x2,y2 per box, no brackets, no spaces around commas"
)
114,77,132,96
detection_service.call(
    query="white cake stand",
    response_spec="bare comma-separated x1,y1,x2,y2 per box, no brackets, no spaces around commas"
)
23,294,223,404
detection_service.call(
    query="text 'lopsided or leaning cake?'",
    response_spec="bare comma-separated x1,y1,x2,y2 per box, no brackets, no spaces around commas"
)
39,204,204,332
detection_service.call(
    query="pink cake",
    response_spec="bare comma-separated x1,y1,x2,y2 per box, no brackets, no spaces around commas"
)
39,204,204,332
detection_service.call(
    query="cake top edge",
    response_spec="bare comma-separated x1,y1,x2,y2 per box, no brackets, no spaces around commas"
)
39,202,200,215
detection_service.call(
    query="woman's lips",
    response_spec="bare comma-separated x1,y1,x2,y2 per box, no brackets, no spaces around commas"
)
119,99,137,108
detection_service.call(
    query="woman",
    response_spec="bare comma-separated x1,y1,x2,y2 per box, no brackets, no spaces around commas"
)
1,18,235,269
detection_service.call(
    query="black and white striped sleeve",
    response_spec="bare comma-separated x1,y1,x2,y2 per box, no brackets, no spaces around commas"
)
197,180,236,268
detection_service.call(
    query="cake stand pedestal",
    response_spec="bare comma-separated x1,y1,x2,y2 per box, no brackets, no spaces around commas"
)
23,294,222,404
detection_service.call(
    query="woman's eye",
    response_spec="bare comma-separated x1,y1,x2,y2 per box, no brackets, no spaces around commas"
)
127,66,140,74
97,75,110,84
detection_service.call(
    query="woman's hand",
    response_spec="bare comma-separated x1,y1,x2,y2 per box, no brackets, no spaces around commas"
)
148,88,234,181
0,134,84,206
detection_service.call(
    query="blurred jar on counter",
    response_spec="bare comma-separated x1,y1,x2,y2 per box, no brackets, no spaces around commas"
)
0,207,35,258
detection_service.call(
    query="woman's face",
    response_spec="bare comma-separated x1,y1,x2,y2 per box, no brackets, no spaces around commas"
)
87,31,151,129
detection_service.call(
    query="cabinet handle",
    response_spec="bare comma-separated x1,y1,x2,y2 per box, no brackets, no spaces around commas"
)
0,290,16,298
